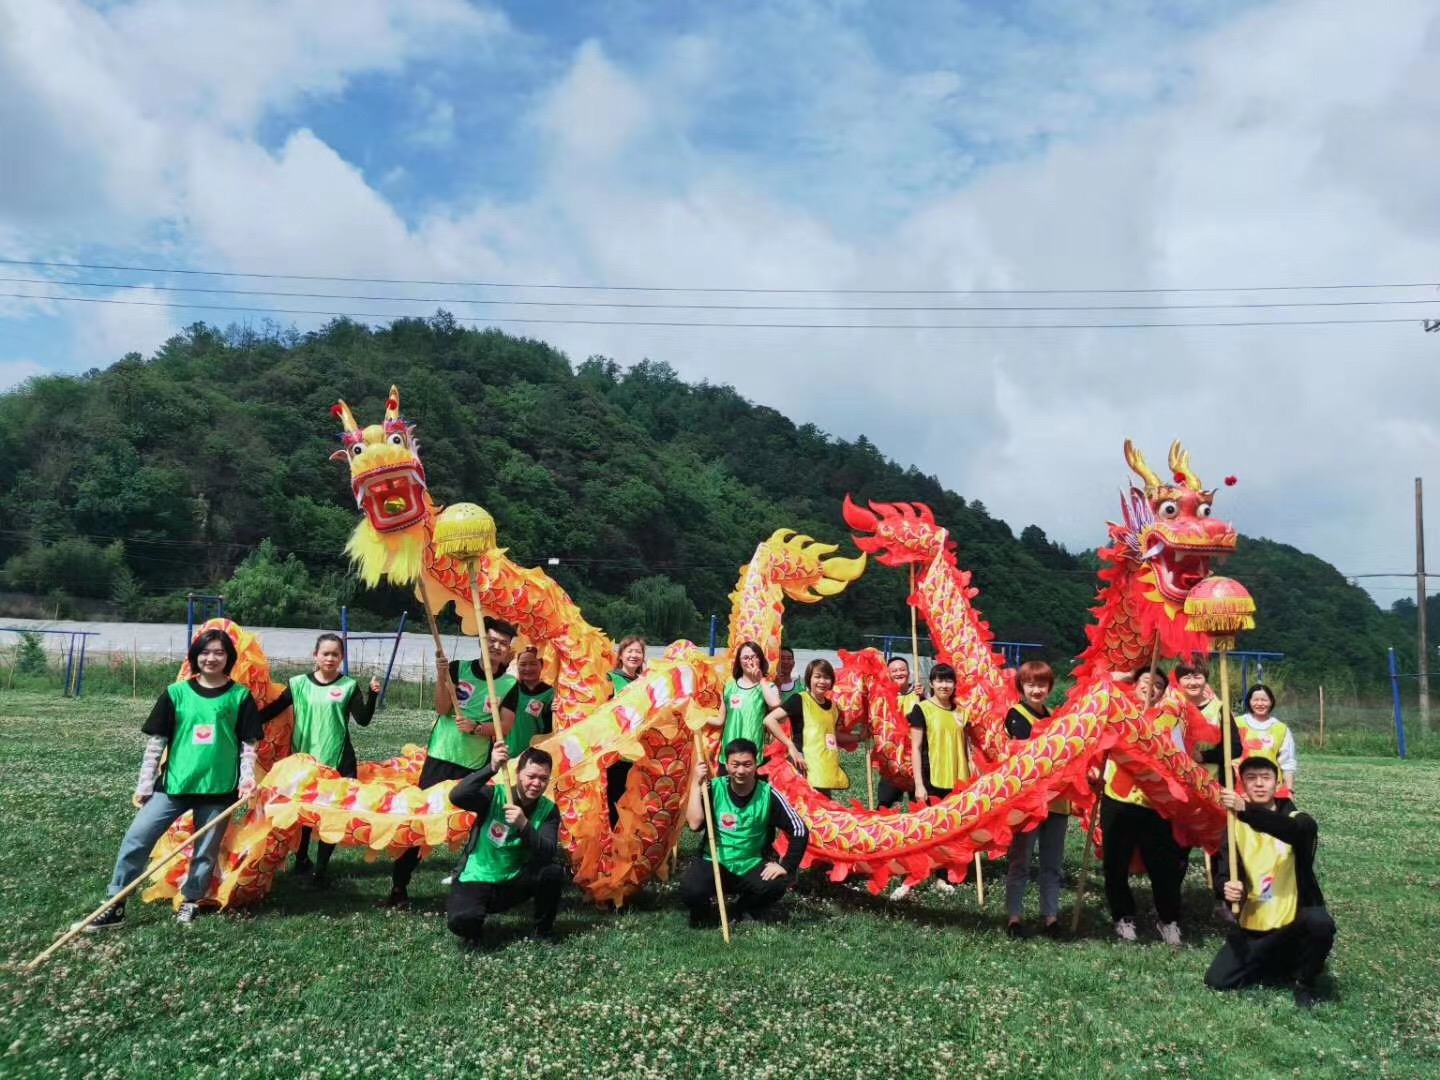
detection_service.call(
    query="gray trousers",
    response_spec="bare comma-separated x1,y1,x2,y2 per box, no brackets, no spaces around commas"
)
107,792,231,903
1005,811,1070,920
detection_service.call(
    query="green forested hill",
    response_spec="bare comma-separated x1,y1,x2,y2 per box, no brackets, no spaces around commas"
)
0,316,1418,686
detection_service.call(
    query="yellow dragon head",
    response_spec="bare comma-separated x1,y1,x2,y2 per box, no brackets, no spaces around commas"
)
332,385,433,586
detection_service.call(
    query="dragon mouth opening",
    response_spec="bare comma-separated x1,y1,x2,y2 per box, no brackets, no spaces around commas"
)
1149,542,1230,602
352,464,427,533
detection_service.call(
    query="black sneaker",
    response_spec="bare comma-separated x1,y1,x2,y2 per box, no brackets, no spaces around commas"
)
687,907,719,929
381,887,410,910
84,905,126,933
293,856,315,876
528,928,560,944
309,871,332,890
749,906,790,925
175,902,201,925
1293,982,1321,1010
1006,922,1032,940
1042,921,1065,941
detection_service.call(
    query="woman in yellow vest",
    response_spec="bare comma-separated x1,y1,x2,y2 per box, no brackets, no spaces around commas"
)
764,658,863,795
1237,684,1298,796
1205,748,1335,1007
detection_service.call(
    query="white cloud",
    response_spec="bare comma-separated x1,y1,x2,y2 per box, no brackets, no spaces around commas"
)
0,359,45,392
72,286,181,366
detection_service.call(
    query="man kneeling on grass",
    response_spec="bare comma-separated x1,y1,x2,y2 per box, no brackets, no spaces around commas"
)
446,742,565,945
681,738,808,927
1204,749,1336,1008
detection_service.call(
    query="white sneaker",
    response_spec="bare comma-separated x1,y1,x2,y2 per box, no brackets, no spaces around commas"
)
175,902,201,925
889,882,913,901
1114,917,1138,942
1156,920,1182,946
440,875,454,886
933,878,956,894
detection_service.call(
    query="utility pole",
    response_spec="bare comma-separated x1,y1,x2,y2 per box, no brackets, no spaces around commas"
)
1417,477,1430,735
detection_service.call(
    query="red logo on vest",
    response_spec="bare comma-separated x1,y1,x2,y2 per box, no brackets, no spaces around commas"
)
719,813,738,831
729,695,742,710
329,688,345,700
527,699,543,717
456,681,475,703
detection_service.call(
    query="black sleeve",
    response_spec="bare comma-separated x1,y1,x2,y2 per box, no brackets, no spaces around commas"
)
348,684,378,727
141,689,177,739
535,694,554,736
258,687,294,723
521,811,560,864
768,788,809,874
1198,721,1245,765
500,684,520,713
907,704,926,729
448,764,499,813
1004,707,1032,740
783,694,804,747
236,691,264,745
448,659,463,687
1237,806,1318,848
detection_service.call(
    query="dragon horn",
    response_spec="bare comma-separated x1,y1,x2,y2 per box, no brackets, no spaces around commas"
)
1168,441,1203,491
332,400,360,433
842,494,877,532
1123,438,1161,489
820,551,867,583
385,385,402,422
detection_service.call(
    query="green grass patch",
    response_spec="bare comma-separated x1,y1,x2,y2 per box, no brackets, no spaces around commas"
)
1,691,1438,1078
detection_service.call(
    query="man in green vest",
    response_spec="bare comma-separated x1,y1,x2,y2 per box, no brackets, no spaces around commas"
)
446,741,565,945
680,738,809,927
1204,749,1336,1007
385,617,518,907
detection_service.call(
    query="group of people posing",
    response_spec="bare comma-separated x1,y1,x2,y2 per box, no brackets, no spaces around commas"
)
87,626,1334,1003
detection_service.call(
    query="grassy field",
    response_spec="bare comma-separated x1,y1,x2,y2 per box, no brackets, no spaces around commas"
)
2,691,1438,1079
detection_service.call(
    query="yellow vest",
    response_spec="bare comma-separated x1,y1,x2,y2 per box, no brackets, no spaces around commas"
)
899,691,921,718
1234,810,1300,931
1013,702,1070,816
919,699,970,790
1194,698,1224,782
1238,716,1291,771
799,692,848,790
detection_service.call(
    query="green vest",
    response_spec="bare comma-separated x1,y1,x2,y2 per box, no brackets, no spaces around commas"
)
778,679,801,703
290,673,356,768
707,779,772,876
428,666,518,769
459,792,557,884
609,670,635,693
164,681,249,796
721,679,770,750
508,682,555,755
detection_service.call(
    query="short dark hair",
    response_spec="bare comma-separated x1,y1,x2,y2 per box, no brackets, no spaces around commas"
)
1134,665,1167,683
188,628,237,675
1174,657,1210,679
732,641,769,681
484,616,517,640
804,658,835,689
888,656,910,669
724,738,759,760
1016,660,1054,690
313,632,345,656
930,662,956,683
1244,683,1277,712
780,645,794,656
1239,755,1279,777
516,747,553,773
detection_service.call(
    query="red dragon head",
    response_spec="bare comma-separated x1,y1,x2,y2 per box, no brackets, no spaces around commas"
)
842,497,957,566
331,385,428,535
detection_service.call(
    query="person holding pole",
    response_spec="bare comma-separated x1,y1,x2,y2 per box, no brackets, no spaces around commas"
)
605,636,647,826
1204,748,1335,1007
719,642,783,761
87,628,263,929
1003,660,1070,939
764,658,863,795
874,656,923,807
680,739,809,927
445,741,565,945
260,633,380,887
384,618,516,908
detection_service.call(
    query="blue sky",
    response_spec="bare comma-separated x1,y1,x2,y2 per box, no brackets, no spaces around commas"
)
2,0,1438,597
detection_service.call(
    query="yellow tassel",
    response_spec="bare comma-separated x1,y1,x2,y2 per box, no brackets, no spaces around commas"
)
433,503,497,561
1183,613,1256,633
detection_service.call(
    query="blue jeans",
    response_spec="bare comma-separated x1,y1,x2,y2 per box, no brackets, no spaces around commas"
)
107,792,231,903
1005,811,1070,920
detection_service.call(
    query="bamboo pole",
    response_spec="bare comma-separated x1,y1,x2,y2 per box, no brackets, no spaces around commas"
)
1318,685,1326,750
693,731,731,944
466,573,509,804
1218,641,1240,915
414,576,454,705
1070,805,1105,934
26,797,248,971
130,640,138,698
909,564,922,692
865,741,876,810
973,854,985,905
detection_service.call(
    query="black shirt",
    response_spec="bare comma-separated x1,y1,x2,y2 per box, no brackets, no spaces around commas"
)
142,679,264,744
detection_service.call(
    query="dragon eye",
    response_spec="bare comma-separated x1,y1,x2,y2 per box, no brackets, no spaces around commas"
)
387,432,406,446
1197,504,1212,518
350,443,364,457
1158,500,1179,519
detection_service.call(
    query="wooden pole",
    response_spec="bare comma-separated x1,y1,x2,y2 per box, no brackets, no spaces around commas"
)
973,854,985,905
1070,806,1105,934
414,576,455,704
693,731,731,944
25,797,248,971
417,662,427,710
1218,640,1240,914
1318,685,1326,750
909,564,922,691
466,570,508,804
865,740,877,810
1416,478,1430,735
130,640,138,698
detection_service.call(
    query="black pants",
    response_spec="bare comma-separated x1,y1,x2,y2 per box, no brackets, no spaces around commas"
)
1101,795,1185,924
393,756,475,890
298,751,358,873
605,759,633,829
446,864,567,940
679,857,788,918
1205,907,1336,990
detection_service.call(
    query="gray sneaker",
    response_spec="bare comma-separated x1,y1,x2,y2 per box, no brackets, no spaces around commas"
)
175,902,201,925
1156,920,1183,946
1114,917,1138,942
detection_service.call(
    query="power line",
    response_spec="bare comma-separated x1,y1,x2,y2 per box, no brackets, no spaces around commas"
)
2,291,1430,331
1,256,1436,295
5,275,1440,313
